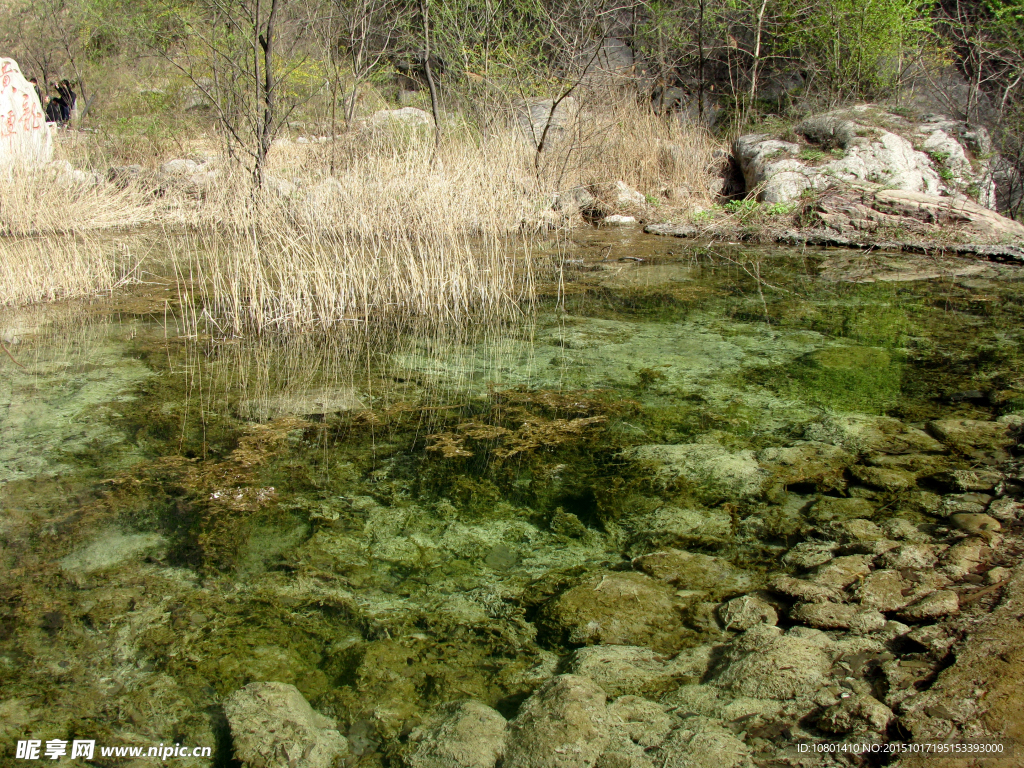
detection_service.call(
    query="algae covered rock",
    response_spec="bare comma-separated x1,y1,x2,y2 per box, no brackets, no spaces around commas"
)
631,550,755,597
649,716,753,768
406,700,507,768
536,572,687,652
567,645,711,697
758,441,853,491
622,443,766,502
503,675,608,768
623,505,733,554
224,682,348,768
709,625,833,700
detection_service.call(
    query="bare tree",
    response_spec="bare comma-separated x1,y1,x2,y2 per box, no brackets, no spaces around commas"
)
152,0,311,189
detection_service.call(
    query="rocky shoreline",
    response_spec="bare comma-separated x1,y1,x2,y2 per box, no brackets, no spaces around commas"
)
645,222,1024,265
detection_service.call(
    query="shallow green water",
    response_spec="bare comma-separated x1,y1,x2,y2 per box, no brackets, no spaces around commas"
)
1,235,1023,763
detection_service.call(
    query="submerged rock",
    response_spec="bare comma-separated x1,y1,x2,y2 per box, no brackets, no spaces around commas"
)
928,418,1014,459
710,625,833,700
649,716,753,768
717,594,778,631
758,442,853,491
631,550,755,597
605,695,674,749
805,414,945,456
810,555,873,589
406,700,507,768
817,693,894,735
949,512,1002,538
622,443,765,501
624,505,732,554
856,570,914,612
877,543,939,570
537,571,687,652
503,675,608,768
782,540,839,570
898,590,960,621
768,575,842,604
224,682,348,768
789,602,886,633
567,645,710,697
808,496,877,523
60,529,166,574
850,464,917,491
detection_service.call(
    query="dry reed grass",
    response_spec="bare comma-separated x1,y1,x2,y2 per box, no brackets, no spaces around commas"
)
0,233,143,307
0,158,159,237
4,95,721,329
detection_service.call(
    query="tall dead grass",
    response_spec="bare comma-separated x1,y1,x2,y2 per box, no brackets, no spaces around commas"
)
4,95,721,328
0,234,142,307
0,159,159,236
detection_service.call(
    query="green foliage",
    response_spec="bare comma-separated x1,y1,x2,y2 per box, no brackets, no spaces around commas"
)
723,198,760,215
765,201,797,215
778,0,934,99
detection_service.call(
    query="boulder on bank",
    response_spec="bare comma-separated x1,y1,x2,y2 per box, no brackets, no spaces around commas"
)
731,106,1024,242
0,58,52,165
369,107,433,130
515,97,578,149
733,107,992,206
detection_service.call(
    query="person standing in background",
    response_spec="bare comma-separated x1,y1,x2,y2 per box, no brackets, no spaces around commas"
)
55,79,76,123
29,77,43,107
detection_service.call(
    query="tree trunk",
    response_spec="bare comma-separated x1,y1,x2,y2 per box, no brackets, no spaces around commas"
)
256,0,280,190
420,0,442,146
